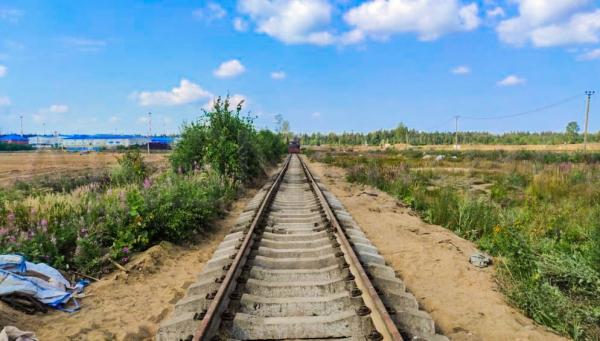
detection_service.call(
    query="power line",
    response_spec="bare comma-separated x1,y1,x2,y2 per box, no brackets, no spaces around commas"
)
421,117,454,132
461,93,585,120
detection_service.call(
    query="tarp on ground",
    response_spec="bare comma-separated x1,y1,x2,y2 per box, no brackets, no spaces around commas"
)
0,254,79,309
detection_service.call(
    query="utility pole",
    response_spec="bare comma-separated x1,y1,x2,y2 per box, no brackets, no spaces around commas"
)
43,122,46,136
454,116,460,149
20,116,23,136
584,91,595,152
148,112,151,154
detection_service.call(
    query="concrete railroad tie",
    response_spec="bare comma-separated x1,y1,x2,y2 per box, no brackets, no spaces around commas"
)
158,155,448,341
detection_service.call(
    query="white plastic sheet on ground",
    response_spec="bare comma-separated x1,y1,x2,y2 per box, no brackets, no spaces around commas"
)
0,254,78,309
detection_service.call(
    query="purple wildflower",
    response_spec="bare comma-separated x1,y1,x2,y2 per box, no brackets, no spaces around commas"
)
116,217,122,223
41,220,47,226
30,209,37,215
81,228,87,234
144,178,150,189
123,246,130,253
84,233,89,239
178,167,182,174
0,228,8,236
43,255,50,260
9,236,16,243
51,236,57,244
7,213,14,220
27,232,35,239
122,257,128,263
107,188,113,195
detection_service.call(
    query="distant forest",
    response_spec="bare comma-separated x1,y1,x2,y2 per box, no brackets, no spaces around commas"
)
297,122,596,146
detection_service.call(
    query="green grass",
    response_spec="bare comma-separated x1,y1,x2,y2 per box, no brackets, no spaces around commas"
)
311,150,600,340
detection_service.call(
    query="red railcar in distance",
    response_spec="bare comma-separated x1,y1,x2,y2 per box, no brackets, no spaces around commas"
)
288,138,300,153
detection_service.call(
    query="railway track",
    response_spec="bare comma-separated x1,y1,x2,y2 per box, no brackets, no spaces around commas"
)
158,154,447,341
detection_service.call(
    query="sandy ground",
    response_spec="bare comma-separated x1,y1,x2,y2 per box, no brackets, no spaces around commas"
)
0,151,167,187
310,143,600,152
0,186,258,340
303,155,568,341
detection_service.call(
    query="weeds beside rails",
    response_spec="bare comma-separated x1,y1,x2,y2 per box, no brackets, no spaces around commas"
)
0,167,235,275
0,96,287,282
311,150,600,340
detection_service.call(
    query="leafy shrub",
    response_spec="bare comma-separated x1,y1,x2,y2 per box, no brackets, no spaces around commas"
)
111,149,147,185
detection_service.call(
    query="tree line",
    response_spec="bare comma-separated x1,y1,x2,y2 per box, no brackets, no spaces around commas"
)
297,122,596,146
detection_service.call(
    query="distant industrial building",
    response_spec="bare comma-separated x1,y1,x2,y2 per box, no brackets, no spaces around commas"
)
0,134,29,145
28,135,64,148
62,135,151,151
150,136,178,150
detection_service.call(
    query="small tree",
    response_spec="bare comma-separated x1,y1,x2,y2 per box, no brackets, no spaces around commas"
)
566,121,580,144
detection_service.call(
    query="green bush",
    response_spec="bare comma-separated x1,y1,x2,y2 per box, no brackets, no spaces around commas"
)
171,95,286,184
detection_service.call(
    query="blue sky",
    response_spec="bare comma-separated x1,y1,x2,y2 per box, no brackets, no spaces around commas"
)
0,0,599,136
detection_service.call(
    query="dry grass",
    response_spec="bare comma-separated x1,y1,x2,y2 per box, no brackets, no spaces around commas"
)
0,151,167,187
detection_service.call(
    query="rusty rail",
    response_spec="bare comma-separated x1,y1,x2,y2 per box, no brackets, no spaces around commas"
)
192,154,291,341
298,155,403,341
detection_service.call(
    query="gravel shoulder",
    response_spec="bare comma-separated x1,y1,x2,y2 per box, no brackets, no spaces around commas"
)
304,156,567,341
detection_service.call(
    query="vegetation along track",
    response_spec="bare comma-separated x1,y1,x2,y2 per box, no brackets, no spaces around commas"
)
158,154,447,341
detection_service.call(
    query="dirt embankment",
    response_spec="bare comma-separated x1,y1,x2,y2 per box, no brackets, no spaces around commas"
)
304,156,567,341
0,186,258,340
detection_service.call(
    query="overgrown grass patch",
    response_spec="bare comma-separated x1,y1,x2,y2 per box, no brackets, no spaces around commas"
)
311,150,600,340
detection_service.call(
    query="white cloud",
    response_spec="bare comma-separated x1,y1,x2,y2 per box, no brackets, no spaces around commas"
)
204,94,247,111
486,6,505,18
214,59,246,78
137,116,150,124
1,9,23,23
0,96,10,106
238,0,336,45
497,75,527,86
0,65,6,77
271,71,286,79
59,37,106,52
134,79,213,106
312,112,321,117
32,115,43,123
233,17,249,31
452,65,471,74
193,3,227,23
38,105,69,114
109,116,119,123
340,29,366,45
497,1,600,47
50,105,68,113
577,48,600,61
343,0,481,43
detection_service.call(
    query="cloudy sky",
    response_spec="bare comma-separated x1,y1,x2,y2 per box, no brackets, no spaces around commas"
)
0,0,599,135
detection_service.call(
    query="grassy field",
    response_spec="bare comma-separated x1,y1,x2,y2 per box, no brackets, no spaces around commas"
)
0,151,167,187
308,147,600,340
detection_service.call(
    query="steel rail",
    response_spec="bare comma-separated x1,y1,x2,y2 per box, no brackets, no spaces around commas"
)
192,154,292,341
298,155,403,341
